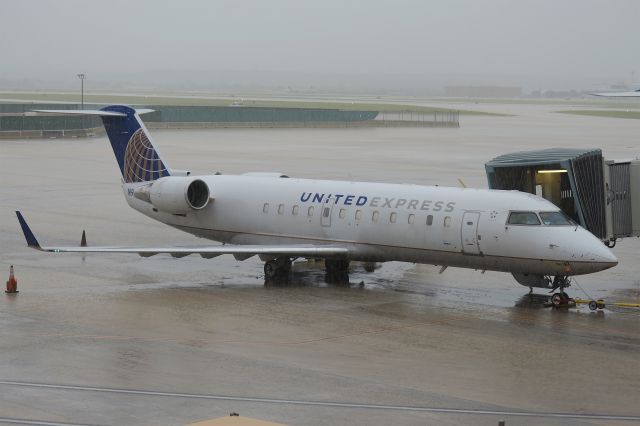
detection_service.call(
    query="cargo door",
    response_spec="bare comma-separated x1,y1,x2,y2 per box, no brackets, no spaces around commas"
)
461,212,480,254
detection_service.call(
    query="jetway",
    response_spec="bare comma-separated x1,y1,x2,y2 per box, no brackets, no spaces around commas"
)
485,148,640,245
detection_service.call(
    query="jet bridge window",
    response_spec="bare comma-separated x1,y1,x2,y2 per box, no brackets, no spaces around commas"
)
539,211,574,226
507,211,541,225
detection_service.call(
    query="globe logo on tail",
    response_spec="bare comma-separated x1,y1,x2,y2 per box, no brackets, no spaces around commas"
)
123,129,168,183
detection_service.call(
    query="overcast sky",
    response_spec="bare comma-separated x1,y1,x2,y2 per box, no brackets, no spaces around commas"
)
1,0,639,91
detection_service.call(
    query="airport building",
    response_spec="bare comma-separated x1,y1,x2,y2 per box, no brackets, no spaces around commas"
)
444,85,522,98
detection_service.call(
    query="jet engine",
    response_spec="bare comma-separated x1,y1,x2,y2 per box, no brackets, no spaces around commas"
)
134,177,210,214
512,273,552,289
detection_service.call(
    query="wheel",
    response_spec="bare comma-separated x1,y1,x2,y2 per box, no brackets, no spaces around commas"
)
264,260,278,279
551,293,563,307
588,300,598,311
363,262,376,273
596,301,605,309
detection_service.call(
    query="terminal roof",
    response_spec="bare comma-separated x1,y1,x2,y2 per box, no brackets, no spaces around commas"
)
486,148,602,167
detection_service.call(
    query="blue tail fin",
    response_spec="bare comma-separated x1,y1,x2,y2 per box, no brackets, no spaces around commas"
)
100,105,170,183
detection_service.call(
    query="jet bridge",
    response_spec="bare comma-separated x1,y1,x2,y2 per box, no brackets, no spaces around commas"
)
485,148,640,245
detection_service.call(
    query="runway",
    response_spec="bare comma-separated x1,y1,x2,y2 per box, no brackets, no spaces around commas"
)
1,101,639,425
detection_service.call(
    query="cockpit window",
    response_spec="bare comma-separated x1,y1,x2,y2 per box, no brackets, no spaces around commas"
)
539,211,575,226
507,211,541,225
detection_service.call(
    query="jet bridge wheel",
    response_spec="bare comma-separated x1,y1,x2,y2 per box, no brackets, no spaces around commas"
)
325,259,350,285
264,258,292,286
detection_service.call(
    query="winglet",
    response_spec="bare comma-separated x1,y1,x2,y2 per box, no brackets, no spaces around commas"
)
15,211,41,249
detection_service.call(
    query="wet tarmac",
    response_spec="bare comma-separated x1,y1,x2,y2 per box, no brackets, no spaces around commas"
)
0,102,639,425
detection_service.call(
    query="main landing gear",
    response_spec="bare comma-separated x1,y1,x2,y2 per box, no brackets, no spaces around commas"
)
325,259,350,285
264,257,292,286
549,275,573,308
263,258,350,286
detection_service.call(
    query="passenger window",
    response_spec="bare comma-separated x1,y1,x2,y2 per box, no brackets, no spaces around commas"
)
426,215,433,226
263,203,269,214
444,216,451,228
339,208,346,219
372,211,379,223
355,210,362,221
508,211,541,225
408,214,415,224
390,212,397,223
323,207,330,218
278,204,284,215
308,206,314,217
292,205,299,215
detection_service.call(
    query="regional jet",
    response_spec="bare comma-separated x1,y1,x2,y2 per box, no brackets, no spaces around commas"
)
592,89,640,97
16,105,618,304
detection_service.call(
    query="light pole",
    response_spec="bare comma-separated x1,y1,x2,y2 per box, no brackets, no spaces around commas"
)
77,73,85,109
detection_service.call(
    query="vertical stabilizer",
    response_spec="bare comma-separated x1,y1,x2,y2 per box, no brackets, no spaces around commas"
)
100,105,170,183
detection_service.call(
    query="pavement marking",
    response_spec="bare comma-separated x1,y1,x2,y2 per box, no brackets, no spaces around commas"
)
1,380,640,421
0,417,98,426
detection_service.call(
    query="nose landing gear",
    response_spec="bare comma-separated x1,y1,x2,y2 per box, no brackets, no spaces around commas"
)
549,275,573,308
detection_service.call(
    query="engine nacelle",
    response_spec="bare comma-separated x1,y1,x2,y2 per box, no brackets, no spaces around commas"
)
135,177,210,214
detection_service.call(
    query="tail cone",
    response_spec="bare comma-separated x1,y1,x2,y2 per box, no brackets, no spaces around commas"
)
6,265,18,294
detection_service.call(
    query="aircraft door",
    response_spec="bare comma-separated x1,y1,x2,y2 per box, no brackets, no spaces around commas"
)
461,211,480,254
321,201,333,227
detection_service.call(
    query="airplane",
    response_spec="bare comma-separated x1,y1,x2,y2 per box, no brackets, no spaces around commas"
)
15,105,618,304
592,89,640,97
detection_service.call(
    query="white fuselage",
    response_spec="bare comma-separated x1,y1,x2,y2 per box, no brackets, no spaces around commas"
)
124,175,617,276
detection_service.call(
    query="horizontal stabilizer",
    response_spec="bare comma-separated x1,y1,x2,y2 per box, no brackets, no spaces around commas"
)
15,212,349,258
29,108,155,116
29,109,127,117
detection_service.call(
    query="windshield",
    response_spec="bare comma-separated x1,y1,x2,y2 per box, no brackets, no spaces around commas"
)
539,211,575,226
507,211,541,225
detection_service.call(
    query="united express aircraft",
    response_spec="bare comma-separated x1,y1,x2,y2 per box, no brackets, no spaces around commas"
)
16,105,618,302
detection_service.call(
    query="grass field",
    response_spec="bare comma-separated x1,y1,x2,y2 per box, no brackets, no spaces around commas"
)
0,92,507,116
556,110,640,120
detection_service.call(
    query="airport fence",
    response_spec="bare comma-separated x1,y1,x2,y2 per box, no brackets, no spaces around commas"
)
0,103,459,138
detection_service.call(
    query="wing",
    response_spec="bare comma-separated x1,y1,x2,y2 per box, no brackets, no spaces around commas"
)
15,211,348,260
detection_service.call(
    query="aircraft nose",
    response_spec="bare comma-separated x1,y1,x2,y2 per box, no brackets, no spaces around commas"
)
593,243,618,265
580,231,618,270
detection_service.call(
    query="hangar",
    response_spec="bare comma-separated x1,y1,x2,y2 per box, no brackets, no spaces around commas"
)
485,148,640,246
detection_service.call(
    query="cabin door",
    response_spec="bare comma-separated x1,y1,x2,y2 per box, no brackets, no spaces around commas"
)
461,211,480,255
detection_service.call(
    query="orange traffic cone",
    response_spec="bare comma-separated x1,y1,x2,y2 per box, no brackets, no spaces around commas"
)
5,265,18,294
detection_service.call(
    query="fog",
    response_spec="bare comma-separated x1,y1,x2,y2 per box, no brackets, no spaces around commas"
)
1,0,639,93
